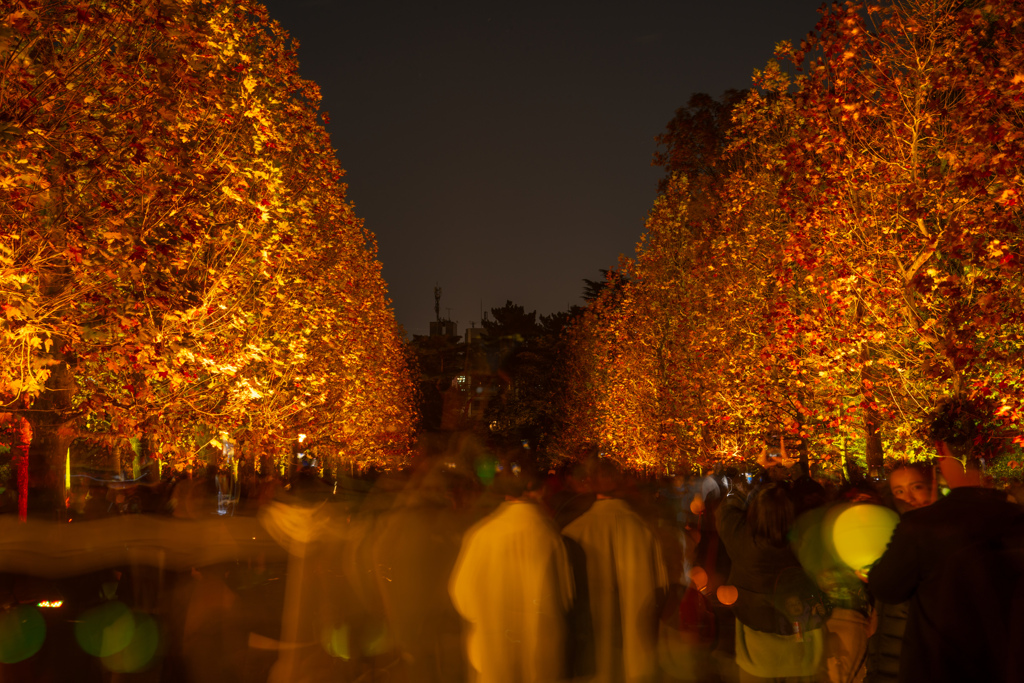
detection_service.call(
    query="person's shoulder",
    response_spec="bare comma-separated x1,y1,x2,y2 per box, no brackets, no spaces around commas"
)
492,500,561,531
589,496,636,516
461,500,510,535
609,497,658,532
572,496,647,523
716,491,747,516
905,488,1023,534
944,486,1021,515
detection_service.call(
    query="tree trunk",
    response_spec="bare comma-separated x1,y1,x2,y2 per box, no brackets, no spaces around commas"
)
863,404,884,476
0,413,34,521
859,336,884,475
26,343,78,519
14,416,32,522
140,422,160,485
28,414,74,519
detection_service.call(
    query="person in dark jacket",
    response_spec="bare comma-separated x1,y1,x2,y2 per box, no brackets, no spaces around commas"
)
867,410,1024,683
717,482,825,682
864,464,938,683
863,599,905,683
867,471,1023,682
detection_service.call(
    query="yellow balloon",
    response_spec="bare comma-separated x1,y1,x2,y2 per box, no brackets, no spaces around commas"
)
831,504,899,571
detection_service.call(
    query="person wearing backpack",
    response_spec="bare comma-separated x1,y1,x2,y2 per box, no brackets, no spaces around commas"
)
717,481,826,682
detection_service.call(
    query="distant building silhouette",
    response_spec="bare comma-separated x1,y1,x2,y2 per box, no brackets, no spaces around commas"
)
430,319,458,337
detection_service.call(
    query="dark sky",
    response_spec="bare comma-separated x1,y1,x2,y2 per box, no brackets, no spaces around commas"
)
260,0,827,337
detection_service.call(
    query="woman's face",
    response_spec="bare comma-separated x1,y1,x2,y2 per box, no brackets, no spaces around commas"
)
889,467,931,509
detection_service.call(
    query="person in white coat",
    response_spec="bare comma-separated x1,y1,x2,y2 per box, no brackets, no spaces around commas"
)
449,466,575,683
562,459,668,683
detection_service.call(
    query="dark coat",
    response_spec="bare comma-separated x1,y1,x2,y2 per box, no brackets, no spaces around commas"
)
868,487,1024,683
864,599,908,683
716,494,817,635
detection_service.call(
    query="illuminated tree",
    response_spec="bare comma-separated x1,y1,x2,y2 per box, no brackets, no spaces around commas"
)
766,0,1024,464
1,0,415,504
561,0,1024,472
716,62,862,471
558,180,719,470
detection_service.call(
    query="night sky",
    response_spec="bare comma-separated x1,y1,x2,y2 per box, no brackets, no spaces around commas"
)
260,0,828,337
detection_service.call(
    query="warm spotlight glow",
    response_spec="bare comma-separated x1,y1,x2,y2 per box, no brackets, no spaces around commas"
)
687,566,708,591
716,585,738,606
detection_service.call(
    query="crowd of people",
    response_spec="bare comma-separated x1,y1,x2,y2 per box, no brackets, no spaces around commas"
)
242,418,1022,683
3,412,1023,683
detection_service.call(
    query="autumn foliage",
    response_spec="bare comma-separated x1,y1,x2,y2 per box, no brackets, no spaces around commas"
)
1,0,416,484
561,0,1024,472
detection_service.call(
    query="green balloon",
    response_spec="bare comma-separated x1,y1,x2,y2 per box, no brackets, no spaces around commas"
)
75,601,135,658
101,612,159,673
0,605,46,664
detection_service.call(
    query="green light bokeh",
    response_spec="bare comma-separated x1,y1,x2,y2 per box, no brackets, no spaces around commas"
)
475,455,497,485
101,612,160,673
0,605,46,664
75,601,135,658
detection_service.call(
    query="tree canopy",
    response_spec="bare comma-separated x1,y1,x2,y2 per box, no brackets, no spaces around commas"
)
559,0,1024,473
1,0,416,487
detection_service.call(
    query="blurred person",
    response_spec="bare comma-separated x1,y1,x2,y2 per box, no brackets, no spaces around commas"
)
648,474,718,683
691,466,735,594
683,467,741,678
449,464,575,683
548,462,597,529
169,464,219,518
717,481,826,683
791,476,828,518
562,458,668,683
338,471,406,665
867,399,1024,683
252,469,282,511
790,492,873,683
372,458,472,683
173,564,249,683
1008,480,1024,507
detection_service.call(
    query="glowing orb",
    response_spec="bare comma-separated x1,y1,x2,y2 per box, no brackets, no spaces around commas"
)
75,601,135,658
475,456,497,485
716,585,739,606
0,605,46,663
831,504,899,572
101,612,159,672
